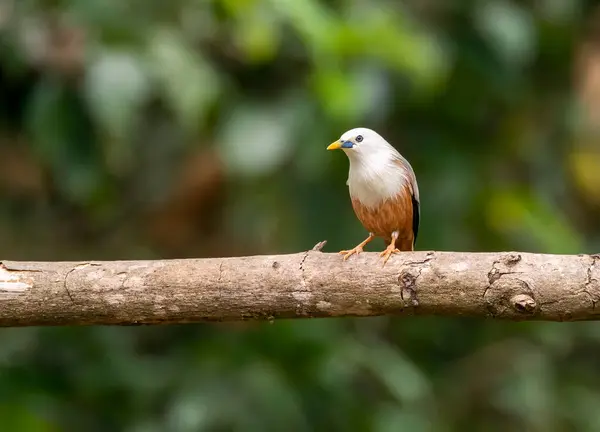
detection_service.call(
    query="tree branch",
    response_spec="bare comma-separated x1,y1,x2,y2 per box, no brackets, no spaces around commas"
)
0,250,598,326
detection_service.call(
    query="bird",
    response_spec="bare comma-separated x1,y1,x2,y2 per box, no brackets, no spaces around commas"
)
327,127,420,266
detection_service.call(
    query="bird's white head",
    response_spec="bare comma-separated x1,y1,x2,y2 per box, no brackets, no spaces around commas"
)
327,127,416,208
326,127,397,161
327,128,404,174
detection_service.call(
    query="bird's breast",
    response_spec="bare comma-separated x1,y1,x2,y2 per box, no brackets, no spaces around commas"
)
350,185,414,242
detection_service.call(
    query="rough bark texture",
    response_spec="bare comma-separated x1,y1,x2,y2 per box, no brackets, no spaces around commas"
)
0,250,599,326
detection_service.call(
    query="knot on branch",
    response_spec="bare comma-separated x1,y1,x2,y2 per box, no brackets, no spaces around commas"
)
398,270,419,307
484,253,537,318
511,294,537,314
396,253,434,308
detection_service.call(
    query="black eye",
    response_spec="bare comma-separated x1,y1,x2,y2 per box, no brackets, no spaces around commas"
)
355,135,363,142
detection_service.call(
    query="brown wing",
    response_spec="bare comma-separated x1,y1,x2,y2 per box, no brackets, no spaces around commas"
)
392,156,419,249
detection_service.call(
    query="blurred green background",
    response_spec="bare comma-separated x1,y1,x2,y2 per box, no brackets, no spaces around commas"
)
2,0,600,430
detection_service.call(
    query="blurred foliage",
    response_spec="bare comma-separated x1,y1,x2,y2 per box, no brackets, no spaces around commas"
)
1,0,600,430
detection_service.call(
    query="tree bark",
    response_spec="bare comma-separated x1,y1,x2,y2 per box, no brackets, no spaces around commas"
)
0,249,598,326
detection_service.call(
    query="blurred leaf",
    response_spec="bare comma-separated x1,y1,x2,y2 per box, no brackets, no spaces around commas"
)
569,150,600,207
537,0,582,23
487,189,583,253
338,5,451,92
267,0,338,58
25,78,104,205
147,29,220,134
312,67,361,121
562,386,600,432
0,403,57,432
218,100,299,177
229,3,282,64
374,404,433,432
492,349,552,430
474,0,536,68
84,50,150,141
360,340,431,404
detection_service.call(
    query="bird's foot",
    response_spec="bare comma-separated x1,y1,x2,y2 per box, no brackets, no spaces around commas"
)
379,245,401,266
339,246,364,261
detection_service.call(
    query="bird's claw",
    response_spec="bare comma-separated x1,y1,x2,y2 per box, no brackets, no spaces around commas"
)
379,247,401,266
339,246,363,261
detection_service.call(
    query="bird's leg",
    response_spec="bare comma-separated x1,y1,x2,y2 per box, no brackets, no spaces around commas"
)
339,233,375,261
380,231,401,266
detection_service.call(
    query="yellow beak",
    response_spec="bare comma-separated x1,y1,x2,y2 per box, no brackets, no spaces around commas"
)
327,141,342,150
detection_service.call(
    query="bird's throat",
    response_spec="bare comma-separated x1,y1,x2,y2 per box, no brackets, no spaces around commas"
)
348,170,406,209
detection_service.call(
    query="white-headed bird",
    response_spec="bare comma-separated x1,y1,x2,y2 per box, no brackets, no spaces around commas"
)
327,127,420,266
